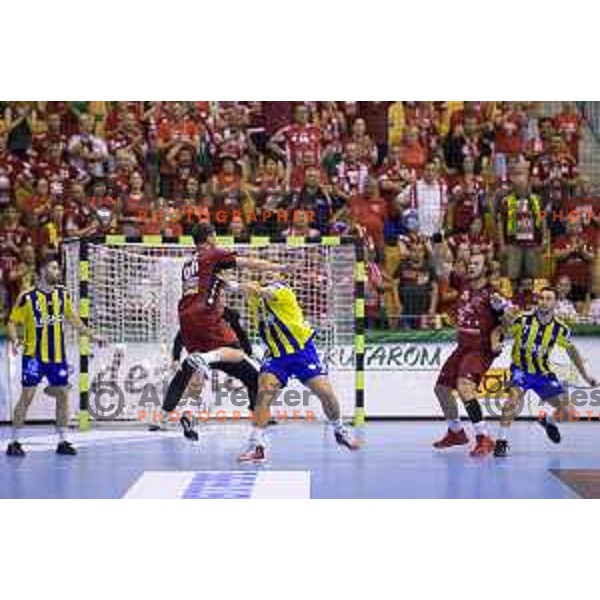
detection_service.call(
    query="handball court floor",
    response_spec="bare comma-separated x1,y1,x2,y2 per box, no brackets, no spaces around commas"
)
1,421,600,499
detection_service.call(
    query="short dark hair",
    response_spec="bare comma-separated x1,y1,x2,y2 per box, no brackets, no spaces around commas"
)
539,286,558,298
38,252,60,273
192,222,216,246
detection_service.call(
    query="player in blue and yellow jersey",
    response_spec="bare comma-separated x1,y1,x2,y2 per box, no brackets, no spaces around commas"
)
235,273,361,462
495,286,598,457
6,254,102,457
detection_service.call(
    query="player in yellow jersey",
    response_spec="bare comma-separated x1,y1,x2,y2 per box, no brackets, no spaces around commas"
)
233,273,361,462
494,286,598,457
6,254,102,457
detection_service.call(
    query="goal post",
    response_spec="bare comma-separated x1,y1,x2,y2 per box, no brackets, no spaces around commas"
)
64,234,366,429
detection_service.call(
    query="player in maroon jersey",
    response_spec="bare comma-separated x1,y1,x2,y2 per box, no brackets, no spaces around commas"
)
432,250,505,456
161,223,289,439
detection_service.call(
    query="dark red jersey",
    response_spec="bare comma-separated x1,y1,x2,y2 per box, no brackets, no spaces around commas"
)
180,246,237,311
178,245,239,353
450,272,501,350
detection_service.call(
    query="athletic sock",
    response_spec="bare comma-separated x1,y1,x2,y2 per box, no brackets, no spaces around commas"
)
330,418,344,433
473,421,487,436
11,427,21,444
249,426,266,446
448,419,463,433
56,428,67,443
497,425,510,442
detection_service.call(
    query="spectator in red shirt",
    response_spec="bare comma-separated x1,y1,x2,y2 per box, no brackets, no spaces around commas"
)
120,171,146,236
348,118,378,167
331,141,370,201
349,177,388,255
33,112,67,158
269,104,321,191
553,218,594,310
554,102,582,161
210,156,243,213
163,142,199,200
531,134,578,194
157,102,200,150
378,144,411,203
399,126,427,174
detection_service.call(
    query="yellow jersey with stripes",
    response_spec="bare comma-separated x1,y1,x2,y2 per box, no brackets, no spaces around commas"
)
510,312,571,375
9,286,73,364
249,281,315,358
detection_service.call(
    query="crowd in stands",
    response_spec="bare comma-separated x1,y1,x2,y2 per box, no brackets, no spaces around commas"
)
1,100,599,330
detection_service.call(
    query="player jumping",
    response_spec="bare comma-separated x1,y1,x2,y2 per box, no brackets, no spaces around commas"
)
432,251,505,456
6,254,102,457
161,223,287,440
494,286,598,457
235,272,361,462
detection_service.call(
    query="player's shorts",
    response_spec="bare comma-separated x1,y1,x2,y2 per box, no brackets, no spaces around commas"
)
21,356,69,388
509,365,564,400
436,345,495,389
178,298,238,353
260,339,327,387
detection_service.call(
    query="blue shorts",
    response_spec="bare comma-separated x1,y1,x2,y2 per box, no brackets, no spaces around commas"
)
22,356,69,388
260,340,327,387
510,365,564,400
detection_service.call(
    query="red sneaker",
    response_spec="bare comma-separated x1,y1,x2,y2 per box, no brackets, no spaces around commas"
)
237,444,266,463
470,434,495,457
433,428,469,449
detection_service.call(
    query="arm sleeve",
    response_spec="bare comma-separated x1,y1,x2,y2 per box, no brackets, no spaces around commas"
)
172,330,184,362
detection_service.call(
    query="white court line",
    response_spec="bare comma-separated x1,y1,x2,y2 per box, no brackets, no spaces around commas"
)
122,471,311,499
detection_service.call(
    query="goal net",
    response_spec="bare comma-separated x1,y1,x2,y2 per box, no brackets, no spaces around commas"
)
63,235,365,428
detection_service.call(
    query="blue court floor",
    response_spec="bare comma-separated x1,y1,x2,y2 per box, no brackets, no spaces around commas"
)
1,421,599,498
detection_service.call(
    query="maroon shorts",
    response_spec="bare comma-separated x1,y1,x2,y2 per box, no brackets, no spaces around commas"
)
178,299,238,353
436,345,495,389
